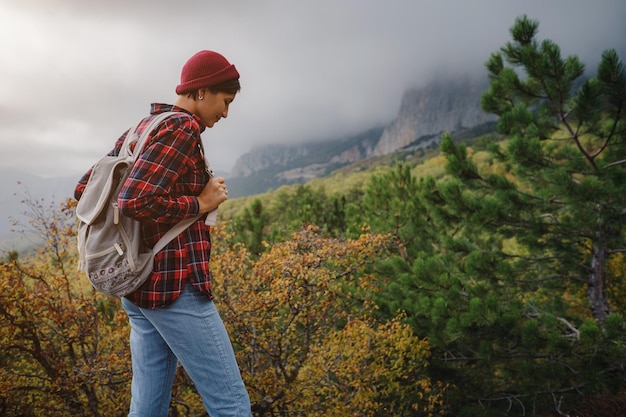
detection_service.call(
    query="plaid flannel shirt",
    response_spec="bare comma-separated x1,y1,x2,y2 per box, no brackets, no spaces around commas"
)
75,103,213,309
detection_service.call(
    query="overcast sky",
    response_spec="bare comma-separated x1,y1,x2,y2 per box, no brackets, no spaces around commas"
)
0,0,624,179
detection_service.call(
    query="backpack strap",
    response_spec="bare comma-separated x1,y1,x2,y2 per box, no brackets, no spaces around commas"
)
120,111,181,160
152,214,202,253
123,111,204,253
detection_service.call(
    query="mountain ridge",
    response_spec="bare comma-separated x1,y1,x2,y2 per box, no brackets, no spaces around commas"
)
227,75,496,197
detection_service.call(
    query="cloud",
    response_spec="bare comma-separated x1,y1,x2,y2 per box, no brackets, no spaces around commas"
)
0,0,624,177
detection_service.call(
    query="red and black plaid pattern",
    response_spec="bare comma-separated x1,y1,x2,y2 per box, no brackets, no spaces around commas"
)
75,104,214,309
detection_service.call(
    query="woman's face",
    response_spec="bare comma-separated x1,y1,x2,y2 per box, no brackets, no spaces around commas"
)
197,90,236,128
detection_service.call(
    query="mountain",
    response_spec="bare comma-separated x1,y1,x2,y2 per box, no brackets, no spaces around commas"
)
227,75,496,197
227,126,384,197
373,76,496,155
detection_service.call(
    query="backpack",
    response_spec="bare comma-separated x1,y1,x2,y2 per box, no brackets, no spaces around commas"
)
76,111,202,297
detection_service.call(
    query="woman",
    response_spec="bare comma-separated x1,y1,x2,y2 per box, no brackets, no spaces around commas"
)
75,50,252,417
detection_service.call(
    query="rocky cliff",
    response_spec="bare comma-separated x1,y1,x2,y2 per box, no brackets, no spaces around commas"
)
227,75,497,197
373,76,495,156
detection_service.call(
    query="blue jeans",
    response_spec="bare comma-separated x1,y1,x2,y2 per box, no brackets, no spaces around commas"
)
122,282,252,417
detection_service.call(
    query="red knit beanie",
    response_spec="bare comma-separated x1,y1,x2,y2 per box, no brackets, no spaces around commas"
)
175,50,240,95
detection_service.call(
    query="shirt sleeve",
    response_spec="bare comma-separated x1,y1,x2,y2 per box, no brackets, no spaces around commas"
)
74,170,90,201
117,114,203,224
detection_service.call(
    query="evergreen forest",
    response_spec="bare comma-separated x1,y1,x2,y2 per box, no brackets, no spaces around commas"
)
1,16,625,417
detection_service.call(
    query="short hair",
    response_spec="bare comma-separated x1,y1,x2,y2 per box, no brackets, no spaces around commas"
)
187,79,241,99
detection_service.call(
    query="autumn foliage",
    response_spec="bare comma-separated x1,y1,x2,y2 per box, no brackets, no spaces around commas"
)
0,199,446,416
0,199,131,416
212,226,446,416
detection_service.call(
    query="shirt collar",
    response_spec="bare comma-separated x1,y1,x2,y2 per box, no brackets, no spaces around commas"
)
150,103,207,132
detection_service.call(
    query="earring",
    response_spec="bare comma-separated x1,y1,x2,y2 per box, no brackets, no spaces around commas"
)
198,96,204,100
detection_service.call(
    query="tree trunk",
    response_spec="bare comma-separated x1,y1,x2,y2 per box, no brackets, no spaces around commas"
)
589,226,610,324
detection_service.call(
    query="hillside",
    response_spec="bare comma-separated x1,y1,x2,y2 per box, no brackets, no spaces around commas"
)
217,123,497,223
226,126,384,197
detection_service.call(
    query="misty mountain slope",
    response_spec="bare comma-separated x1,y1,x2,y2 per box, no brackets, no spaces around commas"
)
228,75,496,198
227,126,384,197
373,76,496,155
217,123,498,224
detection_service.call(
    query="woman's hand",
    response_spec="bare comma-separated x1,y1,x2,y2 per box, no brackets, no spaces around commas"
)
197,176,228,213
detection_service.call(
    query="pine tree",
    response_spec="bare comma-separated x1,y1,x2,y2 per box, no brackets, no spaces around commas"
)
233,198,270,256
381,15,626,415
478,15,626,324
419,16,626,414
